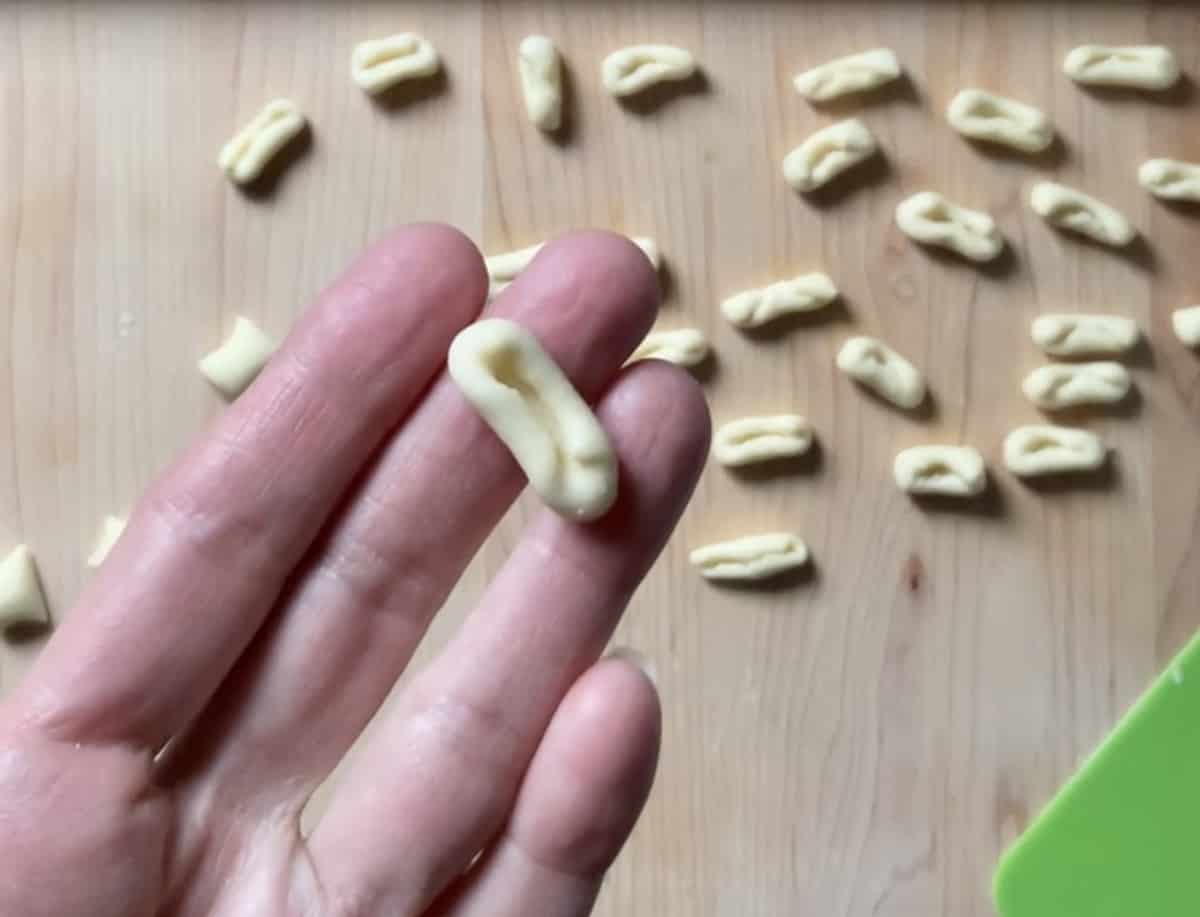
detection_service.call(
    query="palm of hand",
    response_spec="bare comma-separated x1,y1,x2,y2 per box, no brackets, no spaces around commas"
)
0,228,708,917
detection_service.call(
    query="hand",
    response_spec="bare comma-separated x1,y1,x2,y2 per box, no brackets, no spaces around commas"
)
0,228,709,917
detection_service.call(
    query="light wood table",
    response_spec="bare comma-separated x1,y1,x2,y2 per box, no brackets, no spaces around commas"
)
3,3,1200,914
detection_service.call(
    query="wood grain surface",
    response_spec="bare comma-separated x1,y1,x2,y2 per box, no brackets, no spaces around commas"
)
3,2,1200,914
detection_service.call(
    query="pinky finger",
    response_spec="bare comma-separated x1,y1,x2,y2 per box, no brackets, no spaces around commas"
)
437,656,661,917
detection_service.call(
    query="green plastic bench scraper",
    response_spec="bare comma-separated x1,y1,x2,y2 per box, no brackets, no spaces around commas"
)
993,629,1200,917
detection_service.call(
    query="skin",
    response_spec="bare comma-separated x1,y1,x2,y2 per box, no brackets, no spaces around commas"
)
0,228,710,917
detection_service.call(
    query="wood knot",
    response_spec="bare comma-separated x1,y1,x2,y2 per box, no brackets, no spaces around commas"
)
904,553,924,593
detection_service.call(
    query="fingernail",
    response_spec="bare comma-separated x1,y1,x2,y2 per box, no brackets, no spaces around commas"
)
605,645,658,688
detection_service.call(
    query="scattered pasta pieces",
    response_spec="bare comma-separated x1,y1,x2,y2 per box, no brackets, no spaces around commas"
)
1029,182,1135,247
782,118,878,192
893,445,987,497
1063,44,1180,91
1003,425,1107,477
1139,158,1200,202
712,415,813,467
219,99,306,186
518,35,563,131
1030,314,1139,357
0,545,50,632
689,533,810,582
448,319,616,521
1173,306,1200,347
720,273,838,328
895,191,1003,262
793,48,901,103
87,515,127,568
628,328,710,367
351,33,440,95
836,336,926,410
946,88,1053,153
1022,362,1132,410
199,317,277,400
601,45,696,97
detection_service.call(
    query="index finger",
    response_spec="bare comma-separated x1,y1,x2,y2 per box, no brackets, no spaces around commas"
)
12,225,488,753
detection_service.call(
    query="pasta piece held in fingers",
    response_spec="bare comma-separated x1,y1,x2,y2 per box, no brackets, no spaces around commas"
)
448,319,617,521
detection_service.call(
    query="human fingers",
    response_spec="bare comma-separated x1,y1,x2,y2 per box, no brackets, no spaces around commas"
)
309,362,708,916
12,225,486,754
158,233,659,810
436,656,661,917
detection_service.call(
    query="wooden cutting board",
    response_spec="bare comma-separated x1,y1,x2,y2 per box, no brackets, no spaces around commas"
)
3,2,1200,915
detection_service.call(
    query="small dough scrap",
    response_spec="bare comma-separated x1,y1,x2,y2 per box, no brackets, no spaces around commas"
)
836,336,926,410
1139,158,1200,202
486,236,659,298
782,119,878,193
1031,314,1139,357
713,415,813,467
87,515,127,568
1063,44,1180,91
895,191,1003,262
628,328,710,367
689,533,809,582
1029,182,1135,247
601,45,695,97
0,545,50,632
1022,362,1131,410
1003,425,1107,477
199,317,277,400
946,88,1054,153
893,445,986,497
351,33,440,95
518,35,562,131
720,273,838,328
219,99,306,186
793,48,901,103
448,319,616,520
1172,306,1200,347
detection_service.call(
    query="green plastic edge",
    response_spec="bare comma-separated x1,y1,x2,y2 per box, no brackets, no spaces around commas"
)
992,627,1200,917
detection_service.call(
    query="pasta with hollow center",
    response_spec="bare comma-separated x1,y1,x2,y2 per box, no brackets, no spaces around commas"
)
1063,44,1180,90
601,45,695,97
1029,182,1135,247
1003,425,1107,477
720,273,838,328
1022,362,1131,410
689,533,810,582
893,445,987,497
836,336,926,410
894,191,1003,262
712,415,813,467
946,89,1053,153
792,48,901,102
1030,314,1139,357
448,319,616,521
351,33,440,95
218,99,306,186
782,119,878,192
1138,159,1200,202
